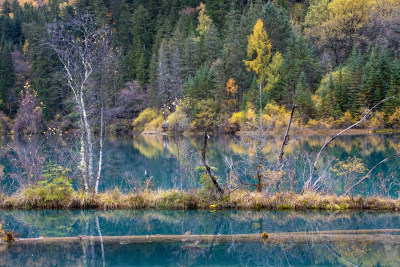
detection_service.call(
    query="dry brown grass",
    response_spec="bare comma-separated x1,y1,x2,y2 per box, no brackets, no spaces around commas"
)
1,189,400,211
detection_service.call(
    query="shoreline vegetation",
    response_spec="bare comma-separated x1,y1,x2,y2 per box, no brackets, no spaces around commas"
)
1,1,399,213
1,189,400,211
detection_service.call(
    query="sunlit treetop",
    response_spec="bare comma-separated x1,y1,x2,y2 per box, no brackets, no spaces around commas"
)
244,19,272,84
196,3,213,37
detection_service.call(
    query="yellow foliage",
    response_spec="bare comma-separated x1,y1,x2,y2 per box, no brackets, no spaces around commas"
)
196,3,213,37
306,117,335,129
166,109,190,133
304,0,330,38
331,157,367,176
368,111,385,130
226,78,238,96
264,103,291,130
244,19,272,83
389,107,400,129
305,0,375,56
335,111,354,128
133,136,164,159
226,78,238,109
327,0,373,34
229,111,244,125
143,115,164,134
246,108,257,124
133,108,158,132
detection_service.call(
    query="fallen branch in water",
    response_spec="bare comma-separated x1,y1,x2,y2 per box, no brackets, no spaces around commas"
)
9,230,400,245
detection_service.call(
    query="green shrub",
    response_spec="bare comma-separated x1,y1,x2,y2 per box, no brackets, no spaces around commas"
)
24,164,73,208
196,166,221,198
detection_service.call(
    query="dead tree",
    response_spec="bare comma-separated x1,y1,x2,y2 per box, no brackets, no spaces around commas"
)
48,14,114,194
272,95,297,192
201,132,224,195
303,96,394,191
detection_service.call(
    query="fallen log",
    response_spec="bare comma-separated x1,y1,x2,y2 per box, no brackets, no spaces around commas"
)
7,229,400,245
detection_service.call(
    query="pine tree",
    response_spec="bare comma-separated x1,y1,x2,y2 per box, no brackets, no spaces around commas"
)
346,47,363,115
383,60,400,114
181,34,197,80
296,72,315,124
204,24,220,65
0,47,16,114
260,2,294,53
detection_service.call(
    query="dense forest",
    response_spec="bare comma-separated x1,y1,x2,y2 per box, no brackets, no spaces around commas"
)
0,0,399,135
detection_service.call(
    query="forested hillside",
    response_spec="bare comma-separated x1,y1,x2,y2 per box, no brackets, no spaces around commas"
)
0,0,399,135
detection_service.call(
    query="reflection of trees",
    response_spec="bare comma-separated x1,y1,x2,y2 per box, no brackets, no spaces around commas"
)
1,133,399,195
1,235,400,266
132,135,164,159
2,210,400,265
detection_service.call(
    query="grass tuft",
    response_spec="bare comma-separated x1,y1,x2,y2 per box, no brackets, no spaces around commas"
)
0,188,400,211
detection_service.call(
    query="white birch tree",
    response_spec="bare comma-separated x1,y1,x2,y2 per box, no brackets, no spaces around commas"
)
48,13,115,193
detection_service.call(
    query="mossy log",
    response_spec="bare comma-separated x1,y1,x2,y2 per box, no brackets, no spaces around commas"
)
8,229,400,245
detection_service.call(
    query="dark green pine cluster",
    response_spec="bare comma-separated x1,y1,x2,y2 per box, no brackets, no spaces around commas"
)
0,0,399,130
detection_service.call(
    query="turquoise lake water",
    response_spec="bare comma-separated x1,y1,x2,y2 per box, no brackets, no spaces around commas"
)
1,133,399,196
0,210,400,266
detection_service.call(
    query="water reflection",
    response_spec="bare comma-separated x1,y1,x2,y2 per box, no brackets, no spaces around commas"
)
1,210,400,266
1,133,400,196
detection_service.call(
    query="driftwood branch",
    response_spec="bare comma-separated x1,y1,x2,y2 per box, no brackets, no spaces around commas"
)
304,96,394,191
201,132,224,194
345,151,400,195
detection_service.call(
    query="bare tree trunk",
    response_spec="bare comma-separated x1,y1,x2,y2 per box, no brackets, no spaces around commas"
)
95,105,104,194
48,15,114,194
304,97,394,191
79,134,89,191
256,81,263,192
277,96,297,172
80,92,94,190
275,96,297,191
201,132,224,195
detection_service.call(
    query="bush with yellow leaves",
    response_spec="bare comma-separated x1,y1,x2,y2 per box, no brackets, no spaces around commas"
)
167,108,190,134
229,111,244,132
368,111,385,130
263,102,290,130
389,107,400,129
143,115,164,134
133,108,158,132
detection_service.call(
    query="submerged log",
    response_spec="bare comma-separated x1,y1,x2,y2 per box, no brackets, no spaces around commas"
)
8,229,400,245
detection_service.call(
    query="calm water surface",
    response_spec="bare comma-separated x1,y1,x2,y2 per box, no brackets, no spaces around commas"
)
1,133,400,196
0,210,400,266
